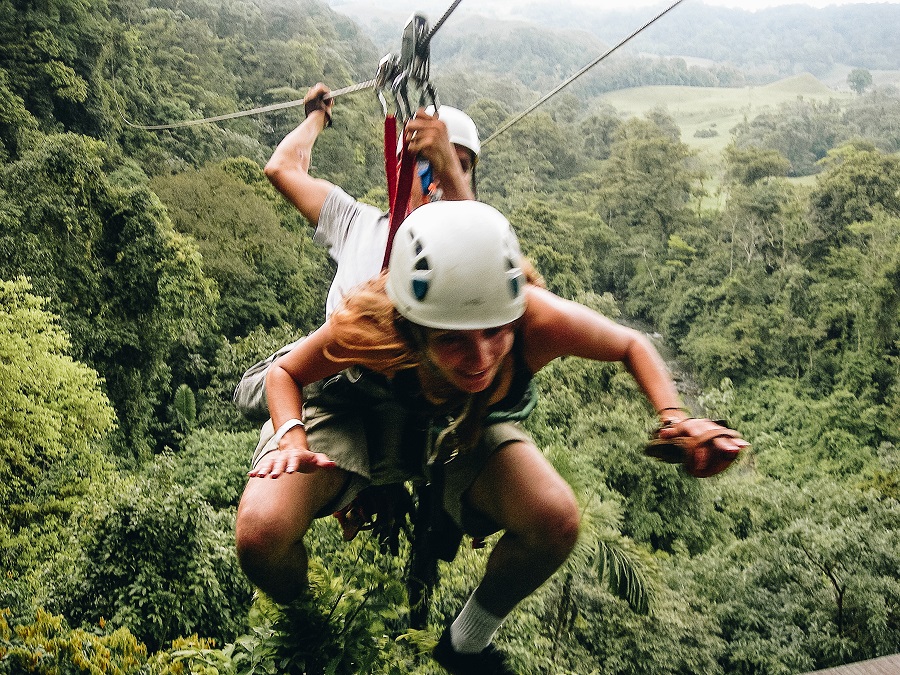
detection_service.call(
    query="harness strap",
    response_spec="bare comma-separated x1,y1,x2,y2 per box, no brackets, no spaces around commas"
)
383,132,417,270
384,116,398,213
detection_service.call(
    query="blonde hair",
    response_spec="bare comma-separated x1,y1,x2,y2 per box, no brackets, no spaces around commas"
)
325,272,418,376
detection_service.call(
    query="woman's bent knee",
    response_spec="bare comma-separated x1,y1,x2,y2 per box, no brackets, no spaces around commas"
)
235,510,288,567
529,485,580,557
235,491,310,564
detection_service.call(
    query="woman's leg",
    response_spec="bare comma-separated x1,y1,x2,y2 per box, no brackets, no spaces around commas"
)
464,439,580,618
235,466,347,604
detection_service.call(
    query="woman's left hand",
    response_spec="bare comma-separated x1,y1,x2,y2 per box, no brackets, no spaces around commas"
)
650,418,749,478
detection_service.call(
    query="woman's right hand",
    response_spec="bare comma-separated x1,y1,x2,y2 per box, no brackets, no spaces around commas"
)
650,418,748,478
248,445,336,479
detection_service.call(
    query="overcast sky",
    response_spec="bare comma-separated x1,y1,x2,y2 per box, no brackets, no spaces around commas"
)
579,0,899,10
493,0,900,13
331,0,900,16
691,0,893,7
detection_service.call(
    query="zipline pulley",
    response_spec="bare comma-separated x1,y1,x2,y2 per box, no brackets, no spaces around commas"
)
376,13,439,124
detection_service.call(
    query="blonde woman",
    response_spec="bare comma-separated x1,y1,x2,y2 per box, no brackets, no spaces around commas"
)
235,200,746,674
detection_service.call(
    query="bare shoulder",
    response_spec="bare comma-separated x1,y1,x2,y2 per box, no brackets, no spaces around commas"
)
520,286,640,370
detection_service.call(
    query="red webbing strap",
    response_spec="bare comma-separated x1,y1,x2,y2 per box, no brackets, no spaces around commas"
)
383,138,417,270
384,116,398,213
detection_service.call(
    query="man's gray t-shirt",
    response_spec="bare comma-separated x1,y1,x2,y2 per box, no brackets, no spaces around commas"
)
314,186,390,318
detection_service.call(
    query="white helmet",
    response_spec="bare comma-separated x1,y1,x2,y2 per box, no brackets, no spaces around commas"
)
426,105,481,161
387,201,526,330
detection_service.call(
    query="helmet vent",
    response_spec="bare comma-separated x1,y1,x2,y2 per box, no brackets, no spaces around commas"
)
506,258,523,298
412,278,429,300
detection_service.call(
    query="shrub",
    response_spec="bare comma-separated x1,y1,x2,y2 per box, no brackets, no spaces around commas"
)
55,458,252,652
0,607,146,675
175,429,259,509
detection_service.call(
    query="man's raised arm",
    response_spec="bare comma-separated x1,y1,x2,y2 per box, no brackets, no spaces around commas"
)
264,82,336,226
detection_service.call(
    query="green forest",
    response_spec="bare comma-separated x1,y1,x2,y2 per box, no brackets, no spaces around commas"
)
1,0,899,672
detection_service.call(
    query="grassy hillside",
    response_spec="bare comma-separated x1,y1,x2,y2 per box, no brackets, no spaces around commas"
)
597,73,853,165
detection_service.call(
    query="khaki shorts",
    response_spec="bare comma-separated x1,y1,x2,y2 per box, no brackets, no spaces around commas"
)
252,368,533,532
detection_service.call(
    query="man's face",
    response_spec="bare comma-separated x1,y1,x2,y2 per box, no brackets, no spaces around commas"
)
454,146,474,176
408,145,474,210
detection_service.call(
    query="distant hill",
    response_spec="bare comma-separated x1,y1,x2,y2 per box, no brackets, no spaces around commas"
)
516,2,900,78
325,0,900,93
597,73,852,164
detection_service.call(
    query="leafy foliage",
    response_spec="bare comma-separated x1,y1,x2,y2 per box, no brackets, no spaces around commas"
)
810,142,900,241
173,429,260,509
149,161,329,338
732,99,845,176
54,457,252,652
0,608,146,675
197,323,304,432
0,278,115,576
0,133,218,460
694,478,900,671
847,68,873,95
596,116,702,250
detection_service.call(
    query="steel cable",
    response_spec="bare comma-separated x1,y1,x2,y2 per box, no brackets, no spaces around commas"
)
120,79,375,131
482,0,684,146
120,0,463,131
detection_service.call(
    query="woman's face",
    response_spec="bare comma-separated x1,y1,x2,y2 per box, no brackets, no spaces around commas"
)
424,324,515,393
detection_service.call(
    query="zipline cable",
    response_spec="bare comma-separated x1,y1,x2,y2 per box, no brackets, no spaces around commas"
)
120,79,375,131
119,0,464,131
481,0,684,147
425,0,463,48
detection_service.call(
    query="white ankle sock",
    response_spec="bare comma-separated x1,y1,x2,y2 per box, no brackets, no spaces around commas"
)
449,592,504,654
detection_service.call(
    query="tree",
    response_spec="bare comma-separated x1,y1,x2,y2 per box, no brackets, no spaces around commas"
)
732,99,845,176
842,87,900,154
847,68,873,95
0,278,115,578
578,108,622,163
724,143,791,186
0,0,95,130
56,456,252,653
0,67,39,161
696,478,900,671
508,201,592,297
0,608,147,674
197,323,303,432
478,112,581,199
0,133,218,460
596,116,703,250
811,142,900,243
150,161,330,338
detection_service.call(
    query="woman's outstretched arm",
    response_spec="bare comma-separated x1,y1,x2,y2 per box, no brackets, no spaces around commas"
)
520,285,747,476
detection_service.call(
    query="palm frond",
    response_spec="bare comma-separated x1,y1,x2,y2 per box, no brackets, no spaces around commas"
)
595,539,651,615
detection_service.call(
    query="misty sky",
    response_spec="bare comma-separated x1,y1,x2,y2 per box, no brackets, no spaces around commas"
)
606,0,899,10
331,0,900,16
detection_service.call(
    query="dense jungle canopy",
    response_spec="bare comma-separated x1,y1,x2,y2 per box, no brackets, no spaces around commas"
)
1,0,899,673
